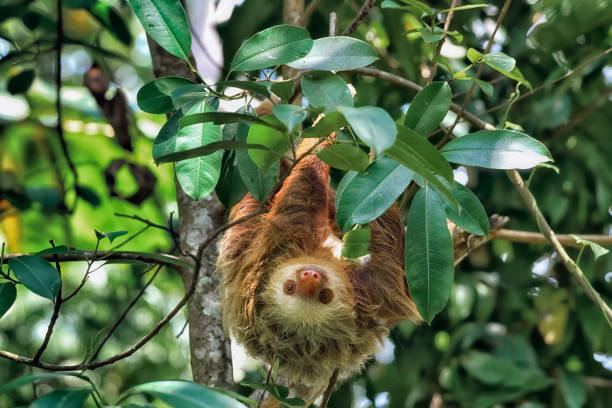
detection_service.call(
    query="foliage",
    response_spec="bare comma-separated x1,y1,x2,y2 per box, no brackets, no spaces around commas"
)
0,0,611,407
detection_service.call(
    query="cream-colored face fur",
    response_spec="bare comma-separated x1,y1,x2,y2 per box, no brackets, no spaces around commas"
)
262,256,355,328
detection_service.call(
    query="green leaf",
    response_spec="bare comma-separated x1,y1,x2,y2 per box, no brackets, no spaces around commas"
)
36,246,69,255
155,140,269,164
302,112,347,139
287,37,378,71
387,125,453,182
419,27,445,43
128,380,244,408
316,144,369,172
339,106,396,154
385,130,456,207
467,48,531,89
462,351,548,388
175,100,223,200
31,388,91,408
341,228,371,258
571,235,609,260
440,130,553,169
215,151,247,209
443,182,488,235
179,111,276,129
87,1,132,45
218,80,271,98
7,69,34,95
7,256,60,301
0,373,93,393
272,104,307,133
137,77,199,114
153,100,202,161
336,157,414,231
94,230,128,243
227,112,279,202
473,78,494,96
404,82,451,135
0,283,16,319
269,79,295,102
75,185,101,207
405,185,454,323
247,119,289,170
230,25,313,72
302,72,353,112
559,370,585,408
127,0,191,61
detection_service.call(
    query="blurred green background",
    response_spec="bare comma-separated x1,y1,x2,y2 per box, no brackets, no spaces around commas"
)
0,0,611,407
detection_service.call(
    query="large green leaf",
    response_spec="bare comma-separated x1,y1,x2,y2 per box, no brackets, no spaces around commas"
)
175,100,223,200
272,104,307,133
339,106,396,154
229,25,313,72
440,130,553,169
247,118,289,170
8,256,60,301
404,82,451,135
30,388,91,408
335,157,414,231
216,151,248,209
405,184,454,323
462,351,548,388
137,77,200,114
316,144,369,172
301,72,353,112
0,282,16,319
384,125,454,204
129,380,244,408
287,36,378,71
127,0,191,61
443,182,489,235
152,100,202,162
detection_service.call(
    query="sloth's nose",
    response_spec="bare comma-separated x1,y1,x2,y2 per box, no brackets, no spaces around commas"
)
296,268,322,297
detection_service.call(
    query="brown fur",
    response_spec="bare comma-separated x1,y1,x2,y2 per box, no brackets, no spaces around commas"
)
217,111,421,388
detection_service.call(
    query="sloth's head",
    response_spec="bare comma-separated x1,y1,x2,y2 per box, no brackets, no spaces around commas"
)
261,256,356,332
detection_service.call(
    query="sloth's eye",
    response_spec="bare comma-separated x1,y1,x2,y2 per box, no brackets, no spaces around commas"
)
319,289,333,304
284,280,296,295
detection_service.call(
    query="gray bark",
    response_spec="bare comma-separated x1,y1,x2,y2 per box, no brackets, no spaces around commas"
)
146,37,234,389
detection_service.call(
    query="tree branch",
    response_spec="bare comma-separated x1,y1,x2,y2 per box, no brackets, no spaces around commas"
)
494,229,612,248
1,251,191,269
429,0,458,84
301,0,323,27
341,0,376,36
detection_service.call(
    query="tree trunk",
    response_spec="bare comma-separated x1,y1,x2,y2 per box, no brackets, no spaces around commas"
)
146,37,234,389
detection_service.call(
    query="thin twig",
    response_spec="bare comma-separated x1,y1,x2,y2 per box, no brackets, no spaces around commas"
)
429,0,458,84
507,170,612,324
320,368,339,408
350,67,496,131
439,0,512,146
341,0,376,36
88,265,161,363
2,251,191,269
32,241,63,363
550,88,612,138
114,212,179,238
480,47,612,117
257,364,274,408
494,229,612,248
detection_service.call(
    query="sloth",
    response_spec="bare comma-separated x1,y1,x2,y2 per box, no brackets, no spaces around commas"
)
217,116,421,390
